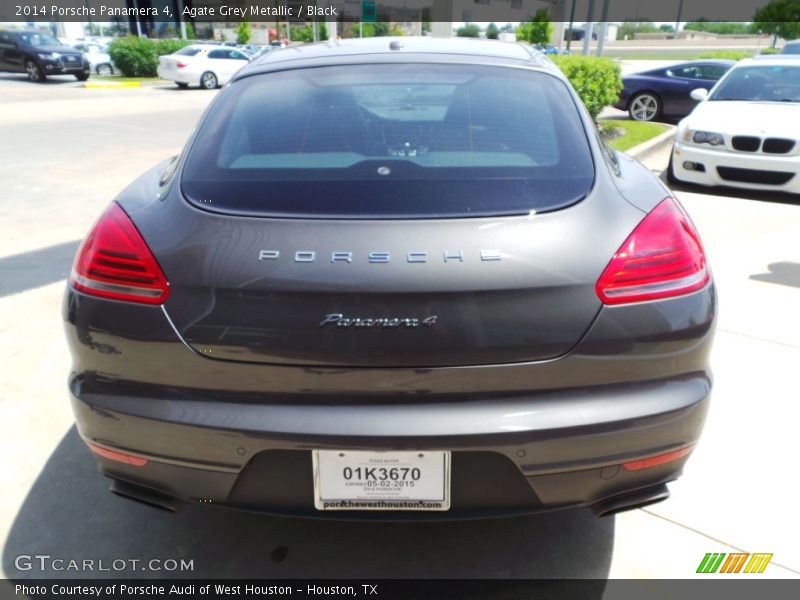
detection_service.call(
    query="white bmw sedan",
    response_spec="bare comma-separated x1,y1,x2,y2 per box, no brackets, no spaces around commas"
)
158,45,250,89
669,57,800,195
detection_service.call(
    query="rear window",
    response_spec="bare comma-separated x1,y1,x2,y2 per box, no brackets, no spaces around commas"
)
182,63,594,218
175,47,202,57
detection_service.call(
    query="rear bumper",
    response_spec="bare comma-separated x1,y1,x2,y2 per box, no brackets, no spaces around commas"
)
157,66,195,85
71,373,710,519
65,278,715,518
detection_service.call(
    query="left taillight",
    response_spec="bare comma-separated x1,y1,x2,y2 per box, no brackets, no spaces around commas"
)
69,202,169,304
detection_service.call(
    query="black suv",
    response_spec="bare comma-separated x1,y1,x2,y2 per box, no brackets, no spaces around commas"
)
0,29,90,82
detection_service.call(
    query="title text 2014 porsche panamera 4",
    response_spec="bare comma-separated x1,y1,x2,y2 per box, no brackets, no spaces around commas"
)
64,38,715,519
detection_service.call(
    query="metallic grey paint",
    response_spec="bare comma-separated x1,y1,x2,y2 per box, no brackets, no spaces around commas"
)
64,38,716,518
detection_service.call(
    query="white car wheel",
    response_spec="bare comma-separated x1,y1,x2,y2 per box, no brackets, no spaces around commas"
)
201,71,218,89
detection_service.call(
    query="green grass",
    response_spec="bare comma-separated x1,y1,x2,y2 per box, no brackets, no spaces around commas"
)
602,49,765,61
603,50,711,60
601,119,669,152
91,75,163,82
697,50,754,61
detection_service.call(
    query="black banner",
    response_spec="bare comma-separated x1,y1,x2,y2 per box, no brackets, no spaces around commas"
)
3,580,800,600
1,0,799,23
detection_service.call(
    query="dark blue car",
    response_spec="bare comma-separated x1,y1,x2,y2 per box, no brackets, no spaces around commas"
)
614,60,734,121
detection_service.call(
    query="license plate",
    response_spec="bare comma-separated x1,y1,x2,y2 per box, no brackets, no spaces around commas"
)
313,450,451,511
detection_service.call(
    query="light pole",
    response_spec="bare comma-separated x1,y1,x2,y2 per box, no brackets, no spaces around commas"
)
566,0,577,51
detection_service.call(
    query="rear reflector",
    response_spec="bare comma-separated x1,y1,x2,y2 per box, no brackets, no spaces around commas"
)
622,445,695,471
70,202,169,304
86,441,149,467
596,197,709,305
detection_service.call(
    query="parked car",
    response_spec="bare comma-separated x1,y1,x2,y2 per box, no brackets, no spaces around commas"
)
157,44,250,89
251,46,273,60
780,40,800,55
71,42,115,76
0,28,90,82
66,38,714,519
534,44,569,55
669,57,800,194
615,60,734,121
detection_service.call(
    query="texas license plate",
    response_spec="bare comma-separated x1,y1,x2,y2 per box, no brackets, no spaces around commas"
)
313,450,451,511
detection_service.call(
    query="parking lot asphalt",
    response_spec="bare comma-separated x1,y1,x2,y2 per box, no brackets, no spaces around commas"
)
1,74,799,580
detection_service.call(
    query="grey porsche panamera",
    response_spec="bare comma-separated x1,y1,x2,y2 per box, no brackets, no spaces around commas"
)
64,37,715,519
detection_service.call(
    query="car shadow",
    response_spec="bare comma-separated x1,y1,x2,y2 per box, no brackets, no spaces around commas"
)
750,262,800,289
156,87,216,92
0,240,80,298
3,427,615,581
0,74,82,86
659,171,800,207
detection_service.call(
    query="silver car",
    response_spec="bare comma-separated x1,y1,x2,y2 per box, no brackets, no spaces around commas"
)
65,38,715,519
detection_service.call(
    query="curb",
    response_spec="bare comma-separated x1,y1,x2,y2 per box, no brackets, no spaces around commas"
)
84,81,142,89
626,124,676,162
82,80,168,89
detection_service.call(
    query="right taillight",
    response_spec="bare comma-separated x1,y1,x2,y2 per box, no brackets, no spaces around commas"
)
69,202,169,305
596,197,709,305
176,61,188,68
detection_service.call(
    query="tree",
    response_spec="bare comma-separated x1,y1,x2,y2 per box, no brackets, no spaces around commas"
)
753,0,800,47
515,9,553,46
294,23,331,43
616,20,659,40
235,20,251,44
684,21,755,35
501,23,515,33
486,23,500,40
348,22,390,38
456,24,481,38
659,24,675,33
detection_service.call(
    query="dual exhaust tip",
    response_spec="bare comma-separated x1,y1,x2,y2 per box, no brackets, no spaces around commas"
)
591,484,670,517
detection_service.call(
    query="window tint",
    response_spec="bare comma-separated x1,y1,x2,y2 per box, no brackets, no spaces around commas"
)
698,65,729,80
671,64,728,80
230,50,249,61
18,32,60,47
208,49,227,59
711,65,800,102
782,43,800,54
182,64,594,219
176,47,202,57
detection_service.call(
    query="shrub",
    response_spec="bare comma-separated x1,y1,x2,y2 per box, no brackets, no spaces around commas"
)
697,50,753,61
760,47,780,54
456,24,481,38
551,55,623,120
108,36,192,77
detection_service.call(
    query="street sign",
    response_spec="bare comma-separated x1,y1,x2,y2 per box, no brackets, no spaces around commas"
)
362,1,376,23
